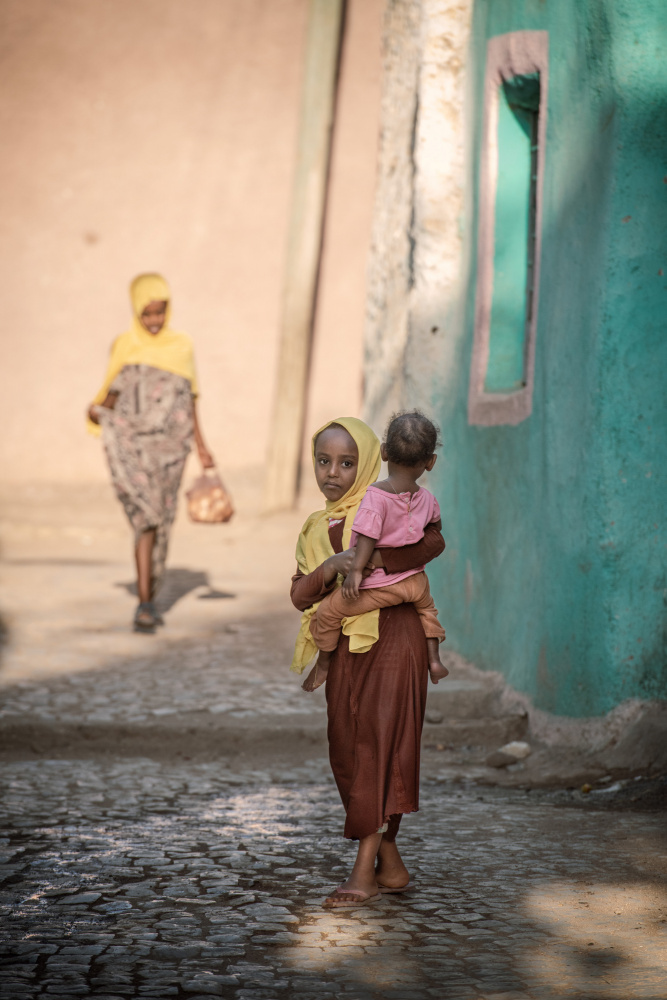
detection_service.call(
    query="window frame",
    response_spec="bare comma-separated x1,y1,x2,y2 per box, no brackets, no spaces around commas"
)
468,30,549,426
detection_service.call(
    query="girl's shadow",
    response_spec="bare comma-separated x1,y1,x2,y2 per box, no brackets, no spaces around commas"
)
116,567,236,614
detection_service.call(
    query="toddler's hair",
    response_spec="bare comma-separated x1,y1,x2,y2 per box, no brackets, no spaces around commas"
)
384,410,441,466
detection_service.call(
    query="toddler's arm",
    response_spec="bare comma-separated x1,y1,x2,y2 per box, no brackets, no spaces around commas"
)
342,533,376,600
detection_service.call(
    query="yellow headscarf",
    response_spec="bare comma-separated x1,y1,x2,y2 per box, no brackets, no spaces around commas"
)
87,273,199,436
290,416,382,674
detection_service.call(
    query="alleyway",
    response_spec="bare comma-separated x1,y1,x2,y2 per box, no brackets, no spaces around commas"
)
1,480,666,999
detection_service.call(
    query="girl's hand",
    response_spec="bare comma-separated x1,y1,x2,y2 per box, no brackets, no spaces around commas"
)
198,447,215,469
342,568,362,600
322,548,356,585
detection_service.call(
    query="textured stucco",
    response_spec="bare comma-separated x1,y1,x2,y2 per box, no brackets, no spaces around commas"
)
365,0,667,716
364,0,421,426
364,0,474,434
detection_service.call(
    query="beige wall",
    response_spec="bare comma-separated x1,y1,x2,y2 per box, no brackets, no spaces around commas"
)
0,0,382,484
304,0,383,441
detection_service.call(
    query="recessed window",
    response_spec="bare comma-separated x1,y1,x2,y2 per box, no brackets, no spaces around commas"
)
485,74,539,393
469,32,548,426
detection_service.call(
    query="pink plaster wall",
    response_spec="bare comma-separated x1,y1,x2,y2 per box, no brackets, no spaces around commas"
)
0,0,382,482
304,0,383,440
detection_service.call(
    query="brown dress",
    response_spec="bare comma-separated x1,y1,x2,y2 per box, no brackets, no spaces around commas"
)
291,521,445,841
98,364,194,591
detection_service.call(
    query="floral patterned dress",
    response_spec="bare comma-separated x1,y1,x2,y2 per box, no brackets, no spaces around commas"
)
98,364,194,591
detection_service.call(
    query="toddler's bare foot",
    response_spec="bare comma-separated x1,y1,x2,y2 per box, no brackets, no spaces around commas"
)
428,659,449,684
302,655,330,692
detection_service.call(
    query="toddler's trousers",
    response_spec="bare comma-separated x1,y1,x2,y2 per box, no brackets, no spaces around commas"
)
310,570,446,652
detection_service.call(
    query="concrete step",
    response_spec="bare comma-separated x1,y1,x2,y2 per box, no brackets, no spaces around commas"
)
425,679,501,720
0,714,328,762
421,711,529,749
1,700,529,761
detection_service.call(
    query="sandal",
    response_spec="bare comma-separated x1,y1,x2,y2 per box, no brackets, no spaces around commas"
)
133,602,158,633
322,886,382,909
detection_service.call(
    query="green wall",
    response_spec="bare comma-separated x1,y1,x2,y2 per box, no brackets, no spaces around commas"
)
430,0,667,715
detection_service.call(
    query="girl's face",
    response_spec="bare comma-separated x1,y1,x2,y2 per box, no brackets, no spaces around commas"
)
140,300,168,335
314,425,359,502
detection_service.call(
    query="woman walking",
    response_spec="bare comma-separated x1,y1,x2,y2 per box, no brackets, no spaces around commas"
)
291,417,445,906
87,273,214,632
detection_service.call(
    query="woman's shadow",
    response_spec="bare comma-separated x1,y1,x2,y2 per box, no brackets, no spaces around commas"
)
117,568,236,614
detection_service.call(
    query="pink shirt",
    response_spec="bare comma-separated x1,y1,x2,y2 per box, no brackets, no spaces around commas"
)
350,484,441,590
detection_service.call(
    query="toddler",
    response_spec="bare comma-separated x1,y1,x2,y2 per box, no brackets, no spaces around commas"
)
309,411,448,685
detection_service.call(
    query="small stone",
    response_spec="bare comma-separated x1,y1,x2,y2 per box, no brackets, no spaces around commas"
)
501,740,532,759
58,945,106,955
96,900,133,913
425,708,444,725
13,942,59,954
242,903,291,916
485,741,531,768
153,944,202,960
181,973,239,994
56,892,101,905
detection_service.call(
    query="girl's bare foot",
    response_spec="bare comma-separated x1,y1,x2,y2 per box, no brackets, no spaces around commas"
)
323,831,382,907
375,838,411,890
301,655,329,692
323,873,381,907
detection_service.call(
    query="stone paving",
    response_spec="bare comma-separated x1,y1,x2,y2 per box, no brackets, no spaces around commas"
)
0,620,323,726
1,484,667,999
1,759,666,1000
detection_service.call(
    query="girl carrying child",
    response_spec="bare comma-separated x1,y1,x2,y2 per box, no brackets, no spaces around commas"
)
290,414,447,907
307,411,448,691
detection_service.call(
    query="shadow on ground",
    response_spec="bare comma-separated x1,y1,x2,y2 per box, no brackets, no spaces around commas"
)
116,566,236,613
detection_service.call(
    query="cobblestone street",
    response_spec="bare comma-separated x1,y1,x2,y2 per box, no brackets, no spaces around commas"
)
1,761,666,1000
1,484,666,999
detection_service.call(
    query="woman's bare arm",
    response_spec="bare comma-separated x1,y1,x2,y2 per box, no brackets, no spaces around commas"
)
192,399,214,468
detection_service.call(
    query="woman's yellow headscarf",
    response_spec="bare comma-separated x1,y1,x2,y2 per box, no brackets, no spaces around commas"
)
87,273,199,436
291,417,382,673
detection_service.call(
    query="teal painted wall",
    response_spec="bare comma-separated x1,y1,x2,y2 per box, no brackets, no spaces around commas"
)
430,0,667,715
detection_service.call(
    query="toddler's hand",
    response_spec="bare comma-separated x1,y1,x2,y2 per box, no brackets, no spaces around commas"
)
342,569,362,600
